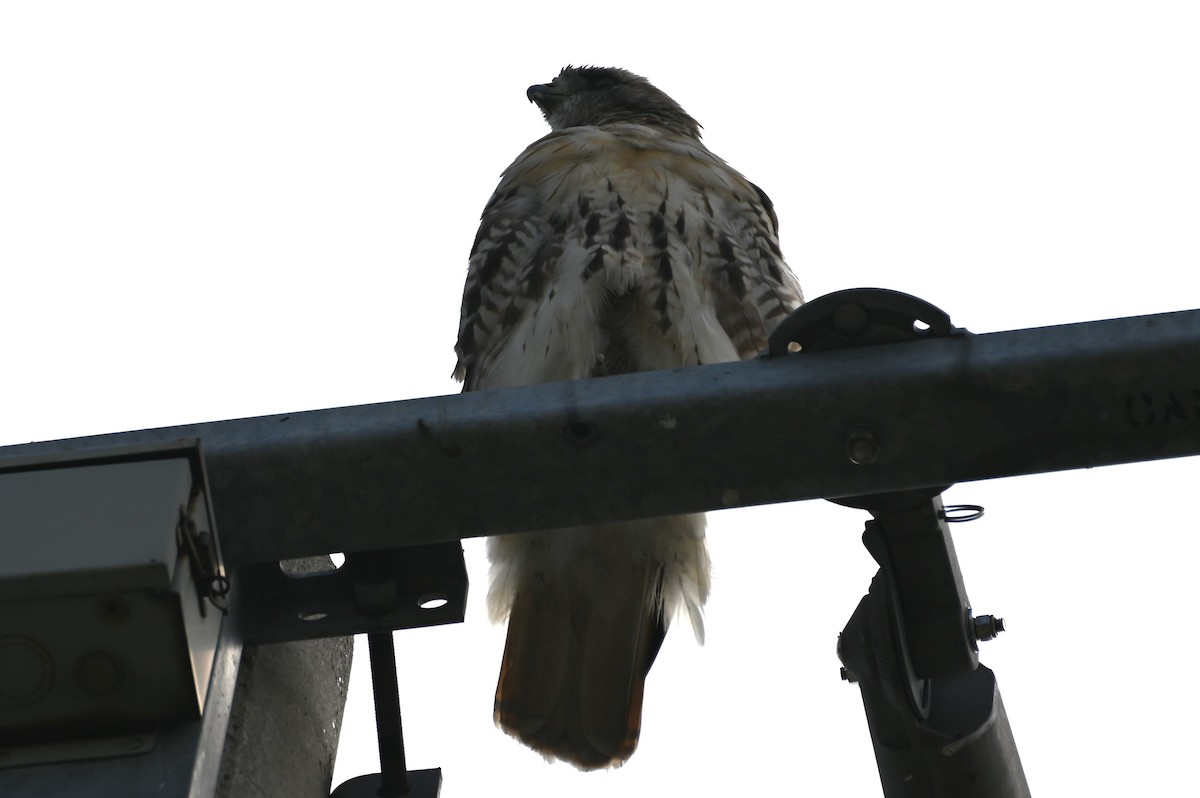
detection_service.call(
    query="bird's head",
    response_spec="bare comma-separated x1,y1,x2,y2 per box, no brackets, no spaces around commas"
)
526,66,701,139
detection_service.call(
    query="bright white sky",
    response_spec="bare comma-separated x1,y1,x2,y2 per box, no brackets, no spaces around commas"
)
2,3,1199,796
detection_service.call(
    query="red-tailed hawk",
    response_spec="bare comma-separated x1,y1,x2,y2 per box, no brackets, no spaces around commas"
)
454,66,803,770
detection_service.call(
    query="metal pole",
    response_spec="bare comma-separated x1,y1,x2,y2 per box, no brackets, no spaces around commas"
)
367,632,410,798
841,580,1030,797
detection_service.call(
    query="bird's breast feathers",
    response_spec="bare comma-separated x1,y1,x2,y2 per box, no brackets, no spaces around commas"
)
456,124,802,391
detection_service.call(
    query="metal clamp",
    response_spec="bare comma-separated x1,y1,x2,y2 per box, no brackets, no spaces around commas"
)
769,290,1028,796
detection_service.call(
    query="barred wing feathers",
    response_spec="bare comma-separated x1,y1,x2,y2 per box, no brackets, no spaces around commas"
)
455,123,802,391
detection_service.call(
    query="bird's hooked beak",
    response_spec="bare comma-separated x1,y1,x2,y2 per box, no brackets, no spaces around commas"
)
526,83,559,113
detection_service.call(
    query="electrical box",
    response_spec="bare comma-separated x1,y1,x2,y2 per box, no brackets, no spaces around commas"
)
0,442,225,752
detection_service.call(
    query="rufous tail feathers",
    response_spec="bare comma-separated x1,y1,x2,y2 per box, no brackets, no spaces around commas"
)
494,561,666,770
488,516,708,769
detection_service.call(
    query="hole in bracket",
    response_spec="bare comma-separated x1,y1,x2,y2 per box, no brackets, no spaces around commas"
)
418,594,449,610
279,554,345,576
912,318,932,335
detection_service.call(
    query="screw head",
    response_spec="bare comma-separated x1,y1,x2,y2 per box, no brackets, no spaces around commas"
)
833,302,870,337
845,424,880,465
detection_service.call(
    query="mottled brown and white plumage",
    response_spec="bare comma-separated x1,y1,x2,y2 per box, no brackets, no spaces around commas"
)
454,66,803,770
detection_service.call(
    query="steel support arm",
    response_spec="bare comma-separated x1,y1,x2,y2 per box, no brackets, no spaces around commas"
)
1,307,1197,567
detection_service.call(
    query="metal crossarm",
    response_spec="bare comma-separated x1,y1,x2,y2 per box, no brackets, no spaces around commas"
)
1,290,1197,797
1,305,1196,568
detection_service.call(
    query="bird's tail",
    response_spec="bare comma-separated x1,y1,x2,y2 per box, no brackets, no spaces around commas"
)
494,563,665,769
488,516,708,769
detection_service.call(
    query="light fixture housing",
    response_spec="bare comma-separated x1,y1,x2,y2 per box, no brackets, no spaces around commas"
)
0,441,225,752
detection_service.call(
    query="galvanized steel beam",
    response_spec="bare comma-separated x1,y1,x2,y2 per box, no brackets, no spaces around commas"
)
1,307,1197,567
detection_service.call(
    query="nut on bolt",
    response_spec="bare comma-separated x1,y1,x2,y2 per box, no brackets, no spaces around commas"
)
832,301,871,337
845,424,880,465
972,614,1006,642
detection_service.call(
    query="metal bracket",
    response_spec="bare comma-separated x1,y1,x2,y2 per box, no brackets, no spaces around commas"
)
769,289,1029,795
856,493,978,682
838,495,1028,795
235,543,468,645
766,286,967,356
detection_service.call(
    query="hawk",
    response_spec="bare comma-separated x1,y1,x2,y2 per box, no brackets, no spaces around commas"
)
454,66,804,770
